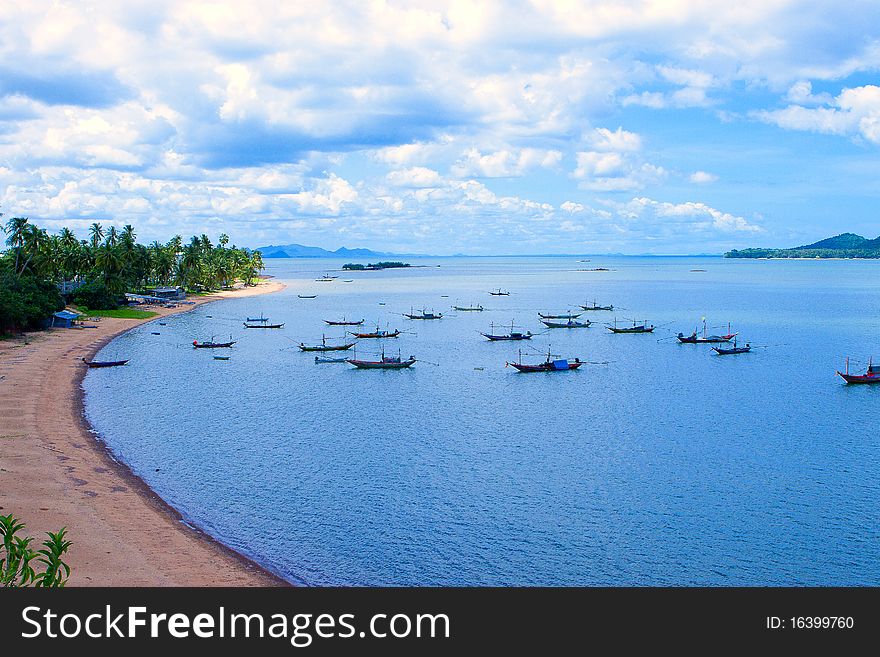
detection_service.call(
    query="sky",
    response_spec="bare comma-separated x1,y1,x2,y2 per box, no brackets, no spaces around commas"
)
1,1,879,255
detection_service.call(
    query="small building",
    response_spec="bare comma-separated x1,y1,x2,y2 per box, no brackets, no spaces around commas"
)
52,310,81,328
147,286,186,301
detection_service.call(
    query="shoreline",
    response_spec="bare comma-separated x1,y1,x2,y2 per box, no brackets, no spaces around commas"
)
0,279,290,586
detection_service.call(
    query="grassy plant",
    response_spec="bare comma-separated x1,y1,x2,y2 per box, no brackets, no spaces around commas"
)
0,514,71,587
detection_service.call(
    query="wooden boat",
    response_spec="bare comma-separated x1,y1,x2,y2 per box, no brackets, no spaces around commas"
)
347,349,416,369
298,335,357,352
580,301,613,311
82,358,129,368
193,338,236,348
324,318,365,326
712,339,751,355
404,309,442,320
246,315,268,322
213,355,231,360
480,322,532,341
489,289,510,296
350,327,401,339
315,355,349,363
538,312,583,320
316,274,338,282
453,304,484,311
298,294,317,299
606,319,654,334
837,357,880,384
243,322,284,328
540,319,590,329
506,349,582,373
678,320,736,344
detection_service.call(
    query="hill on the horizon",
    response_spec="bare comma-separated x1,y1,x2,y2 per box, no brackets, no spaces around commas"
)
256,243,395,258
726,232,880,258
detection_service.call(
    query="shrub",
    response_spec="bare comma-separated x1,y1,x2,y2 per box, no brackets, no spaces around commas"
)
72,280,119,310
0,271,64,333
0,514,71,587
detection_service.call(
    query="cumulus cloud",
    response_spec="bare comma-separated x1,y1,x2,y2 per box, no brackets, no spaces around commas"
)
689,171,718,184
451,147,562,177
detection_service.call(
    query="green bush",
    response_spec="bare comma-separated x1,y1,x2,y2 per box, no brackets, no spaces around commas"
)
0,271,64,333
0,514,71,587
72,280,119,310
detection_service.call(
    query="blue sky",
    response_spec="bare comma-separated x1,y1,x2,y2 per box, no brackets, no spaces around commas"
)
1,1,879,254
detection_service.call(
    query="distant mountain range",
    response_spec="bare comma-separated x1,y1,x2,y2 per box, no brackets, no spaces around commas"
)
725,233,880,258
256,243,398,259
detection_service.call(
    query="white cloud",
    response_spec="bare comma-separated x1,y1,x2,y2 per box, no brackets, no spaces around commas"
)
585,127,642,152
690,171,718,184
386,167,442,188
451,147,562,178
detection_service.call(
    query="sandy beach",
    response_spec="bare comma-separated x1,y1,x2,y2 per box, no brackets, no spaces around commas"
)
0,279,288,586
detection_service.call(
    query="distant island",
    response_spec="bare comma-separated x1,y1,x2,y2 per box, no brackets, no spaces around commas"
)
342,262,411,270
257,243,400,259
725,233,880,259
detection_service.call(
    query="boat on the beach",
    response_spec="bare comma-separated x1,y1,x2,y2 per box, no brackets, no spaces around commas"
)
314,355,349,363
606,319,654,334
347,349,416,369
836,357,880,384
350,327,401,339
243,322,284,328
489,289,510,296
580,301,613,311
541,318,591,329
538,312,584,320
298,335,357,352
712,339,751,355
506,348,582,373
82,358,129,368
324,318,365,326
480,322,532,341
193,338,236,348
678,320,736,344
404,308,442,320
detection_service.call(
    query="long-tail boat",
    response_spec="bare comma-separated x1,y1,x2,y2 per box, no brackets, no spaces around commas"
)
246,315,268,322
193,337,236,348
678,320,736,344
540,318,590,329
298,335,357,352
453,304,484,311
506,348,582,373
580,301,614,311
297,294,317,299
606,319,654,334
350,327,401,339
347,349,416,369
324,318,365,326
243,322,284,328
315,355,349,363
712,338,751,355
404,308,442,319
82,357,129,368
480,322,532,341
489,289,510,296
538,312,583,320
837,357,880,384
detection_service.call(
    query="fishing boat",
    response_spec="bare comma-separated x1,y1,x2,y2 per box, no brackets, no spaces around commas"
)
678,320,736,344
836,358,880,384
712,339,751,355
82,358,129,368
298,294,317,299
404,308,442,320
541,318,591,329
580,301,613,311
213,355,231,361
314,355,349,363
350,327,401,339
506,348,582,373
606,319,654,334
347,349,416,369
480,322,532,341
246,315,269,322
243,322,284,328
316,273,338,282
193,338,236,348
538,312,583,320
324,318,365,326
298,335,357,352
489,289,510,296
453,304,484,311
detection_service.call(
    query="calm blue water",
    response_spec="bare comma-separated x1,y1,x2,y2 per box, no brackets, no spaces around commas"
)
84,256,880,585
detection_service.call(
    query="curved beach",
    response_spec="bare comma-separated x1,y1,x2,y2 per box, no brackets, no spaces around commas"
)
0,280,288,586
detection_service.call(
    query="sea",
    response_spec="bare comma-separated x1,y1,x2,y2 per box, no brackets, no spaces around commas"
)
83,256,880,585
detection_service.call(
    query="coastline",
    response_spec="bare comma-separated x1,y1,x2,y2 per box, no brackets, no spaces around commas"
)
0,279,289,586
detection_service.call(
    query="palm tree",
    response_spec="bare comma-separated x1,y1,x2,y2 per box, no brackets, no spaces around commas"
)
105,225,119,248
3,216,29,276
88,223,104,249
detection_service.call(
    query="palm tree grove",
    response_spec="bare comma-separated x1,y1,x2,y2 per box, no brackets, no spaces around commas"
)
0,214,265,334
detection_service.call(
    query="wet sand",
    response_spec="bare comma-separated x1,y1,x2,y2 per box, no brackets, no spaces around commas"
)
0,280,289,586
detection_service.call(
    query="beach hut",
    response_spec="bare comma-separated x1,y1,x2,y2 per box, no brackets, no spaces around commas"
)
149,286,186,301
51,310,81,328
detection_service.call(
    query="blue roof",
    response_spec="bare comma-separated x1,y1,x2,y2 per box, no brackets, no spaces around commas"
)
54,310,81,320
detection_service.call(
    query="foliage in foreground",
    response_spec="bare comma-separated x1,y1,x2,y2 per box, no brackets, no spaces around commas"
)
0,270,64,333
0,514,72,588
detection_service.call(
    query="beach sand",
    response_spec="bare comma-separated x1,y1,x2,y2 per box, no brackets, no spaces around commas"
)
0,280,288,586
